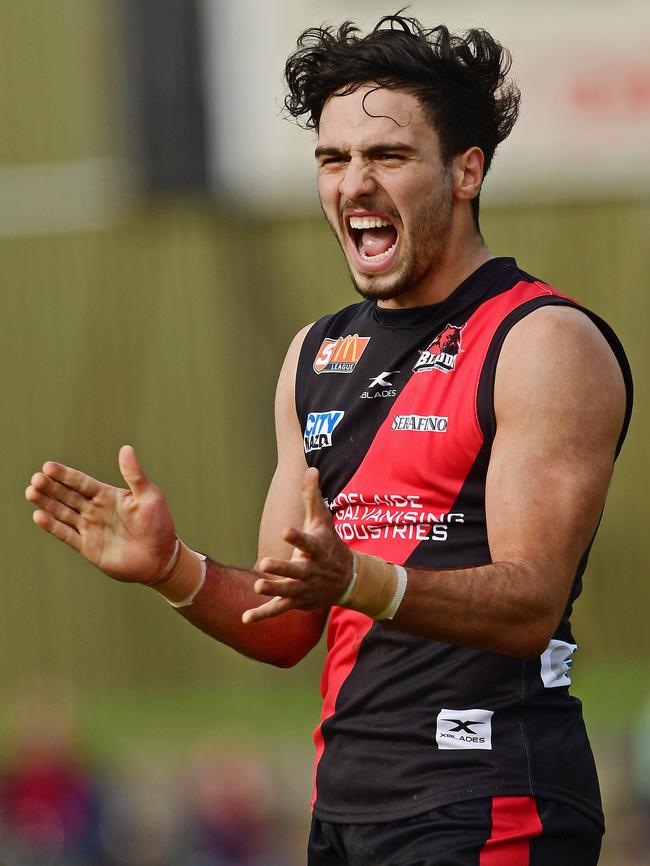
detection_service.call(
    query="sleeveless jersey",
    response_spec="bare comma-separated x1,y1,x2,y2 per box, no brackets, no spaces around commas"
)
295,257,633,826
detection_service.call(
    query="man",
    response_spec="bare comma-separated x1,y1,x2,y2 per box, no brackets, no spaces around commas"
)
26,14,632,866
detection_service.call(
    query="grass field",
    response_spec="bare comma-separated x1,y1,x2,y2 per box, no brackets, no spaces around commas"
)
56,659,648,761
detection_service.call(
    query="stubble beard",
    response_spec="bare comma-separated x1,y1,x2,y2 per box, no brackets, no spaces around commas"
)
325,177,454,303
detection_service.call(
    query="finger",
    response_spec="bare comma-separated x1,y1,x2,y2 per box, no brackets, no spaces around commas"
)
258,557,309,580
118,445,151,497
26,486,81,530
253,576,303,598
282,526,320,557
28,473,86,512
32,510,82,552
302,467,330,524
42,462,103,499
242,595,294,625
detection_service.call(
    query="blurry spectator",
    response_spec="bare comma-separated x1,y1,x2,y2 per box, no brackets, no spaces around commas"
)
183,741,289,866
0,678,304,865
0,675,101,865
97,754,182,866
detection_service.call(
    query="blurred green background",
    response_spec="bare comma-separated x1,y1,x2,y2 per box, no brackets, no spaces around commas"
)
1,2,649,864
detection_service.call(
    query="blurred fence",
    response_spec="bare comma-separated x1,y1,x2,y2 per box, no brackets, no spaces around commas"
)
0,0,648,694
1,199,648,693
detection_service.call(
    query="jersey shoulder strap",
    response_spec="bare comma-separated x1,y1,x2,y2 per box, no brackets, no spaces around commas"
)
475,280,633,457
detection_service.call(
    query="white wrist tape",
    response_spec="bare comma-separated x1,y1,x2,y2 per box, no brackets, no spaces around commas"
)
158,538,180,581
336,560,358,606
377,565,408,620
336,552,408,621
150,539,207,608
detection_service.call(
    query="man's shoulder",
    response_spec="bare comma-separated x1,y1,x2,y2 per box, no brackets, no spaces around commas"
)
504,304,616,352
496,304,632,452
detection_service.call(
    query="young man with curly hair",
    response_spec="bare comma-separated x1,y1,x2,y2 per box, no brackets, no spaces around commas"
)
27,15,632,865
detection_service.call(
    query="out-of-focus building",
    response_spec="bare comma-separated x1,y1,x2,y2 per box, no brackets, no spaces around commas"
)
201,0,650,209
3,1,649,236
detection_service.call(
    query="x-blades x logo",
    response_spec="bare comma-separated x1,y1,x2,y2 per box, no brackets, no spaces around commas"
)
443,719,487,735
368,370,399,388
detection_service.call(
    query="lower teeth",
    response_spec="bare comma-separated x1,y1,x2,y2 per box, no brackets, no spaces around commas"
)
359,241,396,262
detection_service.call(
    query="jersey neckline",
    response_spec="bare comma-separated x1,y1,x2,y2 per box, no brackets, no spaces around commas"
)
370,257,518,330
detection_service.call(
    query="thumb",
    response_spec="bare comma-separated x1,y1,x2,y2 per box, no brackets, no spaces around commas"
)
118,445,152,497
302,467,330,524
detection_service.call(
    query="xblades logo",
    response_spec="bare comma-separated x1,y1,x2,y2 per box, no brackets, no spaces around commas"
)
436,708,493,750
360,370,398,400
368,370,398,388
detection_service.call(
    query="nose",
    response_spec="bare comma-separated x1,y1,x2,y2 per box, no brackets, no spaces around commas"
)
339,158,376,200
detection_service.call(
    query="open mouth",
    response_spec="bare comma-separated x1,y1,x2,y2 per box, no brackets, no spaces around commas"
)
346,214,399,271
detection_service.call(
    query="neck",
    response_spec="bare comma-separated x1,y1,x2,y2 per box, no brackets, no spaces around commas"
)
378,231,491,309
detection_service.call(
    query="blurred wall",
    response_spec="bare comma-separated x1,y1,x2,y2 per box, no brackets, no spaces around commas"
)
0,1,648,694
203,0,650,206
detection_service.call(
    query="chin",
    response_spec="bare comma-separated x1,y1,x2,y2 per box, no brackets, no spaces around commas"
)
350,265,414,302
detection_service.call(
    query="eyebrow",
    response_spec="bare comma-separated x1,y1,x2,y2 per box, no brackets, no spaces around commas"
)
314,142,418,159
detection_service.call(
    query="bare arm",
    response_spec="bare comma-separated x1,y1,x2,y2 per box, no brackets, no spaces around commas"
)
248,307,627,658
177,324,328,666
26,325,327,668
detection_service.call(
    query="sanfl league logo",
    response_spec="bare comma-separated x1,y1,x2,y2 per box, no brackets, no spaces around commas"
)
313,334,370,374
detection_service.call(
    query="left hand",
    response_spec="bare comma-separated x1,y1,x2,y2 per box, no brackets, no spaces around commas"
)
242,467,352,624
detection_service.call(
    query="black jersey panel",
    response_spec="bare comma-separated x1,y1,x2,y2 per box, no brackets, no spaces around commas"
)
314,630,533,821
296,302,411,502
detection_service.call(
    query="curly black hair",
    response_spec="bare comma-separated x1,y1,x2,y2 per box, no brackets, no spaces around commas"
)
284,13,520,225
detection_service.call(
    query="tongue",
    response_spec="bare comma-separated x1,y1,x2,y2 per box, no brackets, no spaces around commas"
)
361,225,397,256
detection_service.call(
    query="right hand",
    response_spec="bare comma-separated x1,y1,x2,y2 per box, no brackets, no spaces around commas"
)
25,445,177,584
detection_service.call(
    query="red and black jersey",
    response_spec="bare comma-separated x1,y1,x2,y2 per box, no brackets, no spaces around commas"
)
295,257,633,827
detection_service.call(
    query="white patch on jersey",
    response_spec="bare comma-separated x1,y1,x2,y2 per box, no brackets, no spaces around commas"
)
436,708,493,750
391,414,448,432
303,410,345,453
539,639,577,688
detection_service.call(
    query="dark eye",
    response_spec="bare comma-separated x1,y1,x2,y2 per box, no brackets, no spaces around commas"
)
319,155,348,167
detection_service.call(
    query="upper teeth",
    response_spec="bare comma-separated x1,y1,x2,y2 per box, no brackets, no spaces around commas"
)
349,216,392,229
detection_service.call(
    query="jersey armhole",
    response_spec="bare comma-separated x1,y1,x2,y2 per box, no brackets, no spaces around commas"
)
476,296,633,457
294,318,331,425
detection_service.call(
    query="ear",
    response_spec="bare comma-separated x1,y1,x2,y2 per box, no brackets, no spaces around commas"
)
452,146,484,203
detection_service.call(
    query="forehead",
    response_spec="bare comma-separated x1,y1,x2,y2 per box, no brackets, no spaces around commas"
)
317,85,437,150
